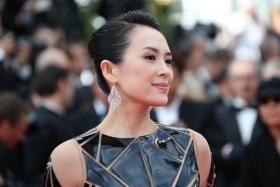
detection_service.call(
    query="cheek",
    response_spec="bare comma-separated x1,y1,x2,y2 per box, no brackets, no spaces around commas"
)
121,73,151,94
260,106,280,125
260,108,268,120
275,106,280,120
119,64,153,89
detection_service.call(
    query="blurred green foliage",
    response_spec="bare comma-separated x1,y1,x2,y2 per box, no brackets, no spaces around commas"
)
78,0,174,44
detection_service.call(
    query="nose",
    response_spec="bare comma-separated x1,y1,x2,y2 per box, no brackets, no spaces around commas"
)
158,61,173,79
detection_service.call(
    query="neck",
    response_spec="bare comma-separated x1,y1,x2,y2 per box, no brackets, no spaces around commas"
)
43,96,65,114
97,102,156,138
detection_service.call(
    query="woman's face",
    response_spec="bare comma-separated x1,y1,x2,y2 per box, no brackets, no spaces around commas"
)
115,25,173,107
259,96,280,127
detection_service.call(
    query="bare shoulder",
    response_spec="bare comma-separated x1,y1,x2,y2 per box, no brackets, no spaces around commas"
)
189,129,211,154
50,139,86,187
189,129,212,187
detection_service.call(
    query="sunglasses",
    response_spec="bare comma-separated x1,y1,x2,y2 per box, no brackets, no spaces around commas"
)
259,95,280,105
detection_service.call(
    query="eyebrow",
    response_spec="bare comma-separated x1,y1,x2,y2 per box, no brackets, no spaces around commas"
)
141,47,172,57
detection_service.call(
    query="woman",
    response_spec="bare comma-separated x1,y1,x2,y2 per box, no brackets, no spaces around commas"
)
242,77,280,186
43,11,215,187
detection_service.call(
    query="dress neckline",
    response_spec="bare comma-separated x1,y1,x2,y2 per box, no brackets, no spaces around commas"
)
97,123,160,140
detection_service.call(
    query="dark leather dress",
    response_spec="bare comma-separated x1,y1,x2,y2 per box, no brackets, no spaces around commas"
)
43,124,215,187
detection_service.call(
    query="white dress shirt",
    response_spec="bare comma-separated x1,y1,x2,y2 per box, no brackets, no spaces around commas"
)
232,97,257,145
154,97,182,126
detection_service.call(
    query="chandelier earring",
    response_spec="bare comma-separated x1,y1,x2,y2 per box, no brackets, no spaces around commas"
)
108,83,121,109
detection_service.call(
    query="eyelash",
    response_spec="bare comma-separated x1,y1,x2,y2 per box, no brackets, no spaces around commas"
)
144,55,173,65
145,55,156,61
165,59,173,64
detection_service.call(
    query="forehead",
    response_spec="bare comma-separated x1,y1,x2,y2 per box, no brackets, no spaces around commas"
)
229,60,257,76
126,25,170,53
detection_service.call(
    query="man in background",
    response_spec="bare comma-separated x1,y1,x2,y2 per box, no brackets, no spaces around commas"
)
0,92,28,187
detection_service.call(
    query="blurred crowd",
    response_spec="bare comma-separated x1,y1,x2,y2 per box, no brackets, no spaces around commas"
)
0,0,280,187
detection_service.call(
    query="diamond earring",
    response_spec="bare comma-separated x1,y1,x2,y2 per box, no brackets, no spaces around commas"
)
108,84,121,109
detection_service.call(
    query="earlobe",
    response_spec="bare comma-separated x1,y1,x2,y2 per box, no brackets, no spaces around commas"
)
100,60,117,83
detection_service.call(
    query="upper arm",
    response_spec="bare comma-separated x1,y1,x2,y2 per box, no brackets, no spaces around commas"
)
50,139,86,187
190,129,212,187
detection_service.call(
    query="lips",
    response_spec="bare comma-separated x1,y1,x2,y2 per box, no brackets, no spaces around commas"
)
152,82,169,92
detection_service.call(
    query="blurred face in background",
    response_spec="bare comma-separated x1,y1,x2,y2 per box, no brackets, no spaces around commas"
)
187,36,207,71
228,59,259,103
0,32,16,56
33,26,64,48
259,94,280,127
0,114,28,149
36,48,71,72
68,43,90,75
17,38,32,65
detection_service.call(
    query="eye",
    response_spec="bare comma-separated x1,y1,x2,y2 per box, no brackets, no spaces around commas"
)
165,59,173,65
145,55,156,61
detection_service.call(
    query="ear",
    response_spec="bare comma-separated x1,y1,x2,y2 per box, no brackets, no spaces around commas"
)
100,60,118,84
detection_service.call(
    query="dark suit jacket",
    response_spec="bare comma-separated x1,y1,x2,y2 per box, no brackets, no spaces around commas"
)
242,129,280,187
68,103,105,136
211,104,264,187
0,59,17,92
24,106,74,186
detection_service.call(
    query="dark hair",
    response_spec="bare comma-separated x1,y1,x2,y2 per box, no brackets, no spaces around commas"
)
256,77,280,102
88,10,160,94
33,65,70,96
0,92,25,126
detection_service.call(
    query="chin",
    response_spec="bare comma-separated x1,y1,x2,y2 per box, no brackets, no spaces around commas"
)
150,98,168,106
